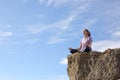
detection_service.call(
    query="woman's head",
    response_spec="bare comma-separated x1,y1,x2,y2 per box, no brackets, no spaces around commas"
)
83,29,91,37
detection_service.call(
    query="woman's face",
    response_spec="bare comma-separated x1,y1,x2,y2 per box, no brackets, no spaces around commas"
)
83,30,88,36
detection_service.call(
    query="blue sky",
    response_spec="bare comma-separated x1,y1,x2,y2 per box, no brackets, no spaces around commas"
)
0,0,120,80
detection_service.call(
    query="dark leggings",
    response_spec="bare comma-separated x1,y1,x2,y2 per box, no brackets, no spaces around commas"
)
70,49,79,54
84,47,92,52
70,47,92,54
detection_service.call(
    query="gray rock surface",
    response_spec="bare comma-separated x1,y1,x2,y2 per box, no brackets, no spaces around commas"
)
67,48,120,80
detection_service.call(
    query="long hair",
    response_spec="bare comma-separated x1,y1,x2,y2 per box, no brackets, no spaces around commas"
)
84,29,91,37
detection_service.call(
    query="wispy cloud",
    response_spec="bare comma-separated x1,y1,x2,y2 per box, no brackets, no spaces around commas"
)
0,24,13,45
93,40,120,52
102,1,120,19
45,0,95,8
106,21,120,39
47,37,66,44
28,0,95,44
95,1,120,32
112,31,120,37
37,0,95,10
82,18,97,28
47,0,69,7
27,24,49,34
26,6,85,44
49,14,77,31
60,58,68,65
26,12,80,44
27,10,82,44
0,32,12,37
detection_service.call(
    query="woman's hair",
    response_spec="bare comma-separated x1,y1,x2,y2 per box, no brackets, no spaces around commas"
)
84,29,91,36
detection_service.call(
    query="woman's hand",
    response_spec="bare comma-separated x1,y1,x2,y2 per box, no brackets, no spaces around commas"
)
86,42,92,47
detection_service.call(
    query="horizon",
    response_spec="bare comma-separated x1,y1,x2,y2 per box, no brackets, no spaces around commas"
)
0,0,120,80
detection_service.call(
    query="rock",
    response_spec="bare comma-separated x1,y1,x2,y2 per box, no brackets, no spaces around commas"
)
67,48,120,80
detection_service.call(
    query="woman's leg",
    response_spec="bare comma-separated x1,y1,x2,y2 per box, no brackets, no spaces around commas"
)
70,49,79,54
84,47,92,52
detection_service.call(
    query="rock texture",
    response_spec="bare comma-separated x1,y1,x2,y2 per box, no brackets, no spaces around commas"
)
67,48,120,80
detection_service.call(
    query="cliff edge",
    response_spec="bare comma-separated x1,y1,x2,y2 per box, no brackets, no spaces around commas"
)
67,48,120,80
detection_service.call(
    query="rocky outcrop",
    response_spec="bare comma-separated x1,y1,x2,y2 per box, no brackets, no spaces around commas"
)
67,48,120,80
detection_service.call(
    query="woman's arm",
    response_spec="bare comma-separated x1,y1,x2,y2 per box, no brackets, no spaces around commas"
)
86,41,92,47
86,37,92,47
86,42,92,47
88,42,92,47
77,43,82,50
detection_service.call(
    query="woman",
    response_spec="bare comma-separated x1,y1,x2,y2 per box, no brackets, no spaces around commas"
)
69,29,92,54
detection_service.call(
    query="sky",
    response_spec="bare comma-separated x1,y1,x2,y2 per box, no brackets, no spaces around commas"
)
0,0,120,80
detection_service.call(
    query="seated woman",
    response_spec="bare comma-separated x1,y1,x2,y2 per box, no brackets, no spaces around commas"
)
69,29,92,54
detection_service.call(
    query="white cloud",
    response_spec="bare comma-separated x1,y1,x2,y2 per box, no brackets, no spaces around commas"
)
37,0,93,30
26,0,97,44
50,14,76,31
46,0,94,8
26,10,81,44
103,2,120,19
82,18,97,28
27,13,75,34
27,4,87,44
106,23,120,39
37,0,94,9
0,32,12,37
92,40,120,52
27,24,49,34
0,24,13,45
60,58,68,65
95,1,120,32
27,3,90,44
48,37,66,44
47,0,69,7
112,31,120,37
27,9,83,44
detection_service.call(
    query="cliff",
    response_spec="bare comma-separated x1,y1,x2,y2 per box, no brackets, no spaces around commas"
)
67,48,120,80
